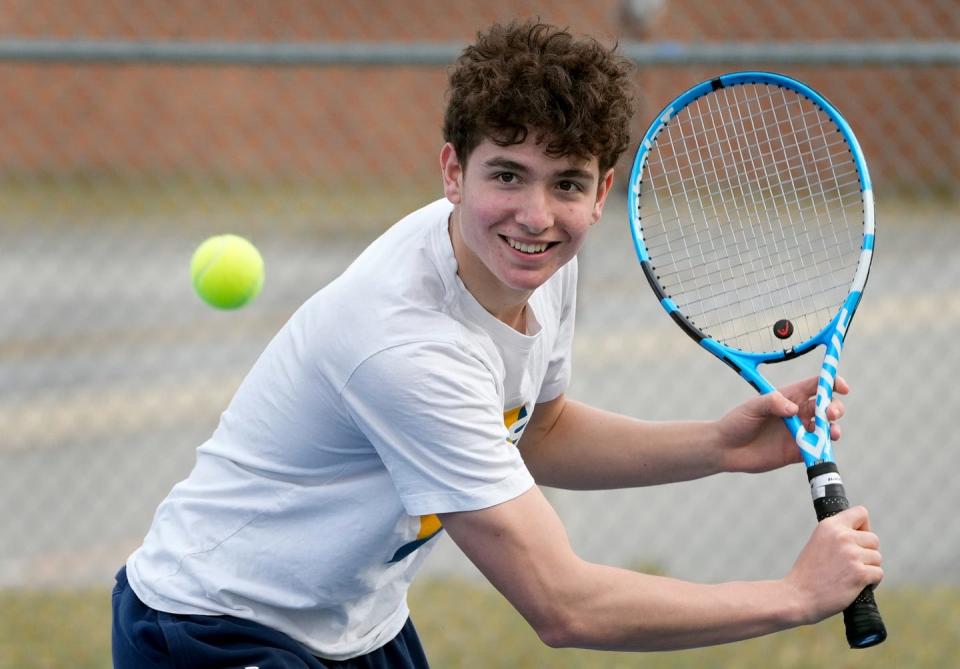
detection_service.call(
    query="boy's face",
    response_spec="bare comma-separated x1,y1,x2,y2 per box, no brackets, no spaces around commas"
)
441,135,614,312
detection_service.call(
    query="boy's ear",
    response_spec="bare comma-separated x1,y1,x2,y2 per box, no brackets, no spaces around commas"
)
440,143,463,204
592,168,616,223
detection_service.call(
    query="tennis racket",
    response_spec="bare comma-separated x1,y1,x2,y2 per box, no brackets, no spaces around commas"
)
627,71,886,648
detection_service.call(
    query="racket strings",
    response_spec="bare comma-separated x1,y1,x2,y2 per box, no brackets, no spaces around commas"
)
661,252,850,309
650,234,849,304
775,87,857,306
665,93,857,250
642,183,861,251
647,139,858,200
686,278,847,331
663,100,858,236
646,188,859,297
660,254,848,344
655,109,851,178
638,82,863,353
718,84,852,338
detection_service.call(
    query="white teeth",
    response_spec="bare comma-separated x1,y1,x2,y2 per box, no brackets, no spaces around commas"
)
507,238,549,254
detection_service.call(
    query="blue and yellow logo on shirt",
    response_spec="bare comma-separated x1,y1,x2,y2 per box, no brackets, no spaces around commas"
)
387,513,443,563
503,404,531,444
387,403,530,564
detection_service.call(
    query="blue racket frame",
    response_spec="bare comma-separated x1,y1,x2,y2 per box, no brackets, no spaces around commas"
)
628,71,875,470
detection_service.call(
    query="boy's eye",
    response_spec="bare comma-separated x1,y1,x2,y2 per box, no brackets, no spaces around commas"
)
495,172,518,184
557,180,584,193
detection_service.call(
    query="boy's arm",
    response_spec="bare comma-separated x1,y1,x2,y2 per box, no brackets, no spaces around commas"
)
518,395,721,489
439,485,882,651
519,375,848,490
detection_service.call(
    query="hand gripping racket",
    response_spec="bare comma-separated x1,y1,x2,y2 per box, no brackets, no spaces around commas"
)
628,71,886,648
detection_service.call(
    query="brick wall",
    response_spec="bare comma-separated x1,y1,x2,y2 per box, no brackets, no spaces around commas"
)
0,1,955,190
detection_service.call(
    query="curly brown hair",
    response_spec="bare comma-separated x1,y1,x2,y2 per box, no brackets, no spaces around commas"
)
443,20,635,174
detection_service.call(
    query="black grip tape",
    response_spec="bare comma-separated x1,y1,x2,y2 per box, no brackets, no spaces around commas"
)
806,463,887,648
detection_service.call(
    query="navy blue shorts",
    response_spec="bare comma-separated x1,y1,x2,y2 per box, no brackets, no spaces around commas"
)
112,567,430,669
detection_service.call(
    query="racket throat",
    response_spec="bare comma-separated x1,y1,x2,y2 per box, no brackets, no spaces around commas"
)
793,418,832,462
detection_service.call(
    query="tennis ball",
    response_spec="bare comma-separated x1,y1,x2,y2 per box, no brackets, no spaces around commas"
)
190,234,264,309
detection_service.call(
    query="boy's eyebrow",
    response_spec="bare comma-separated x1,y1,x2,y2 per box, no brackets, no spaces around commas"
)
556,167,596,182
481,157,595,181
482,157,529,173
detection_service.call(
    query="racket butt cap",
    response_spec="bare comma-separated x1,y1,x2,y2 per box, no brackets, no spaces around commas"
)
844,588,887,648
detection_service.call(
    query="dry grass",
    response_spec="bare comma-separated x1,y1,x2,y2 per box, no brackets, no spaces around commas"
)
1,583,955,669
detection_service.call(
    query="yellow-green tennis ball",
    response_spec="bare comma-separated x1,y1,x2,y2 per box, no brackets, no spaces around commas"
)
190,234,264,309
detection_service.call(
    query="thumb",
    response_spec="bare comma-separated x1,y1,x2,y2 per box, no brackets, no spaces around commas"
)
834,505,872,531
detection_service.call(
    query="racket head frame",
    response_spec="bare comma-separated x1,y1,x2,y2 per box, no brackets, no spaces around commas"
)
627,71,875,468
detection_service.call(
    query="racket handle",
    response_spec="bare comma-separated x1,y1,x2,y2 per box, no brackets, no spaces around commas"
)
806,462,887,649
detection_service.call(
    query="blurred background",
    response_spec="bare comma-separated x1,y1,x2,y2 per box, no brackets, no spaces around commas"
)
1,1,957,667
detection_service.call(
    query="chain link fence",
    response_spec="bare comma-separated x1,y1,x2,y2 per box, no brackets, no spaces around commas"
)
1,1,957,667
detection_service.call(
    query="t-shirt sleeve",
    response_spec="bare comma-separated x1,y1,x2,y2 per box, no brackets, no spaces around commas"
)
538,257,577,403
340,340,535,517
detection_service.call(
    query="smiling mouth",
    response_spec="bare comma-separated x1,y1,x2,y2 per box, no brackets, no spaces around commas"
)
502,236,558,255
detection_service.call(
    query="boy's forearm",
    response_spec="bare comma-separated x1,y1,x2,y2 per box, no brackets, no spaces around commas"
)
548,563,807,651
521,398,726,489
442,485,832,656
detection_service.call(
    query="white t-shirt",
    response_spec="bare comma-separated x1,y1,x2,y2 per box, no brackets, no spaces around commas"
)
126,198,578,659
